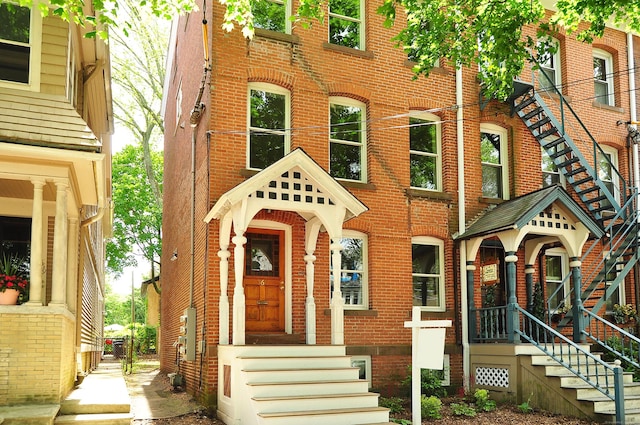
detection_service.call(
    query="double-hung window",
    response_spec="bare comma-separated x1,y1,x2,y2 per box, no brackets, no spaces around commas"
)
253,0,291,33
538,38,561,92
0,3,40,89
410,113,441,191
330,97,366,182
330,231,368,309
412,237,445,311
541,143,563,188
593,49,614,106
328,0,364,49
604,250,624,313
546,249,569,312
247,83,290,170
480,124,509,199
597,145,619,211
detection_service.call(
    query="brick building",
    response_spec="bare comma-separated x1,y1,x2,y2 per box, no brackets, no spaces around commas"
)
161,0,640,422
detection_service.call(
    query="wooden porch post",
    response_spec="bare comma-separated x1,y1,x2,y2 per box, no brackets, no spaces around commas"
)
570,258,585,343
505,252,520,343
27,178,45,306
466,261,477,342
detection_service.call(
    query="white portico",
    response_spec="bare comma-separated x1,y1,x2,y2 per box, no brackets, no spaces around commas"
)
204,148,368,346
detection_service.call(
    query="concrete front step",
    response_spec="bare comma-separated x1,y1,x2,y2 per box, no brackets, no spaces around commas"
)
59,400,130,415
239,356,352,369
252,392,380,413
54,413,133,425
258,406,390,425
562,381,640,399
243,367,360,383
584,394,640,413
247,379,370,397
0,405,59,425
558,372,634,387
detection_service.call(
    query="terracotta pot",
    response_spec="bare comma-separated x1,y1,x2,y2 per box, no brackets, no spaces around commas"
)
0,288,20,305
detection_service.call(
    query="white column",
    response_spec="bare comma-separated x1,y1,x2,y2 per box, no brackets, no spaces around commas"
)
27,179,45,306
66,217,79,313
218,245,230,345
232,234,247,345
50,181,69,307
304,253,317,344
330,240,345,345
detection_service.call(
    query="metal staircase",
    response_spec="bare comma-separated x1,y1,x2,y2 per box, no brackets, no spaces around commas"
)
510,80,640,325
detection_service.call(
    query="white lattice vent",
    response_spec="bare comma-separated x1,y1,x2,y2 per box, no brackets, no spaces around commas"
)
475,366,509,388
529,206,575,231
251,168,336,206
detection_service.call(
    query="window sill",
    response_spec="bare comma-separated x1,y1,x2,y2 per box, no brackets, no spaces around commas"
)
403,60,449,75
479,197,505,205
406,188,453,202
591,101,624,114
338,179,376,190
254,28,300,44
240,168,260,178
323,308,378,317
322,42,374,59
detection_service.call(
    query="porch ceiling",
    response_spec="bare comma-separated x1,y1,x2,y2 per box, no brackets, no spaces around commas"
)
204,148,368,229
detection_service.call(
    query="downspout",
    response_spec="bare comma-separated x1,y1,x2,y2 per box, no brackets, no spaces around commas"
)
455,66,470,391
188,13,210,308
627,33,640,312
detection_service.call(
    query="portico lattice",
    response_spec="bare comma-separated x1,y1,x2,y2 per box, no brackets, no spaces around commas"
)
249,167,337,208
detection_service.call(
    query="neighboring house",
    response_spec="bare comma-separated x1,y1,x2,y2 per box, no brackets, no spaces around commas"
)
161,0,640,422
0,3,112,406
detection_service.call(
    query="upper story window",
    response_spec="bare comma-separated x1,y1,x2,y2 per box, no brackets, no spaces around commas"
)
253,0,291,33
538,38,561,92
412,236,445,311
597,145,619,211
329,97,366,182
330,231,368,309
593,49,614,106
480,124,509,199
247,83,290,170
409,112,441,191
541,143,563,188
0,3,40,89
328,0,364,49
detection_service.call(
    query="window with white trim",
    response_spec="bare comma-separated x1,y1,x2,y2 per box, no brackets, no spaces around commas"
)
351,356,372,388
538,37,561,92
328,0,364,49
410,112,441,191
545,249,569,312
330,231,368,309
604,250,624,313
0,3,41,89
541,143,564,188
412,236,445,311
480,124,509,199
253,0,291,33
593,49,614,106
597,145,619,211
247,83,290,170
330,97,366,182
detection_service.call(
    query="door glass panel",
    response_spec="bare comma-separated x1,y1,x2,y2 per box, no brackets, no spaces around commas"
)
245,233,280,277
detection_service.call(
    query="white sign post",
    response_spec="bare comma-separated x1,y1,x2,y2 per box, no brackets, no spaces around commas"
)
404,306,452,425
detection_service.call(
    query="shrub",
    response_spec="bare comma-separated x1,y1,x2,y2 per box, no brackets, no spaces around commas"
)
451,402,476,417
401,366,448,397
474,389,496,412
421,395,442,420
379,396,404,414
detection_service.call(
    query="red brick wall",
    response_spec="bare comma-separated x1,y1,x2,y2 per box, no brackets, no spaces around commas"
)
162,2,638,405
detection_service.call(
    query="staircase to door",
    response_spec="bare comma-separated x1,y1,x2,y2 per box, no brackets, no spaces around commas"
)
217,345,392,425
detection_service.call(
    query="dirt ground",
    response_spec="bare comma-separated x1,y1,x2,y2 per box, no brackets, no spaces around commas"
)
132,397,600,425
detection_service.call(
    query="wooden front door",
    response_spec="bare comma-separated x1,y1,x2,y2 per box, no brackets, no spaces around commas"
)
244,229,285,332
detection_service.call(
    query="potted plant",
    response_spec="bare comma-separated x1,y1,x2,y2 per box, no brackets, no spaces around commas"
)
0,254,29,305
612,303,637,325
